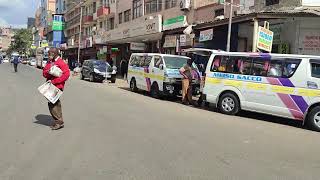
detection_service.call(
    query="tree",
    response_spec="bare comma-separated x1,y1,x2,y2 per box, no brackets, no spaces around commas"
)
7,29,33,56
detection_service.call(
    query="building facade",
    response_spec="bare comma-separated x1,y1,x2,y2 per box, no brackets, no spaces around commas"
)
0,27,14,53
27,18,36,29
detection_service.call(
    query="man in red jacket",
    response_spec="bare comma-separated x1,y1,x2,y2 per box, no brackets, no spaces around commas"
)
43,48,70,130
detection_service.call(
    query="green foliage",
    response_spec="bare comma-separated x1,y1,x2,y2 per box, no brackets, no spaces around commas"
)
7,29,33,56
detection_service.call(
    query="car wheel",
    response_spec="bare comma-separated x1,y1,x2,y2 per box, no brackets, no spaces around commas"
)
306,106,320,132
218,92,240,115
89,74,94,82
150,83,160,99
130,78,137,92
80,72,84,80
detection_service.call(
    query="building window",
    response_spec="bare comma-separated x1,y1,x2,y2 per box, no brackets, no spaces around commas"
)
165,0,177,9
124,9,131,22
93,2,96,13
119,12,123,24
108,17,114,30
266,0,279,6
214,9,224,17
100,21,103,28
145,0,162,14
133,0,143,19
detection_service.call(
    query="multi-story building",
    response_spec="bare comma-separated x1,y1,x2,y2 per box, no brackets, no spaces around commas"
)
27,17,36,29
0,27,14,53
254,0,320,12
56,0,66,14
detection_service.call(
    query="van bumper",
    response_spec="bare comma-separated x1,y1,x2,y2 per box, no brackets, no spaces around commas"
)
162,82,201,96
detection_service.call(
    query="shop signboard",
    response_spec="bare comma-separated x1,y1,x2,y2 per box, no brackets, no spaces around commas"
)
199,29,213,42
299,29,320,55
163,35,177,48
180,35,187,46
130,42,145,51
52,21,65,31
256,26,274,52
163,15,188,31
102,15,162,42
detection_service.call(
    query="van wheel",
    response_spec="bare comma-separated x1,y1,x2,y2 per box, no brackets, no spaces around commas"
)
80,72,84,80
150,83,160,99
130,78,137,92
306,106,320,132
218,93,240,115
89,74,94,82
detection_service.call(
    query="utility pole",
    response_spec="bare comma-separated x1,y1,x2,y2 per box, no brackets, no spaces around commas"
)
78,4,83,66
226,0,234,52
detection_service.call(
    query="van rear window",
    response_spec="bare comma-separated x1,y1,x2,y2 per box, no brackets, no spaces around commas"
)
311,60,320,78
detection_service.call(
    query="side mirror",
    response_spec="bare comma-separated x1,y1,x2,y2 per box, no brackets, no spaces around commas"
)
159,64,164,70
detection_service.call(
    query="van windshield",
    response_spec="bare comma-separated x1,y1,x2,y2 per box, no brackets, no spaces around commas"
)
163,56,190,69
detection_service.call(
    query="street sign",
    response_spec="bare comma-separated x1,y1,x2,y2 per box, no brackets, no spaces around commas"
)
256,26,274,52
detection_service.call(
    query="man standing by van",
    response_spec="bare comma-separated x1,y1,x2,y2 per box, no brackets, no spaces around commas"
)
43,48,70,130
180,58,194,105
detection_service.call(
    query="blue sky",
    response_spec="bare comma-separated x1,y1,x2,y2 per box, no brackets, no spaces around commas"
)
0,0,39,28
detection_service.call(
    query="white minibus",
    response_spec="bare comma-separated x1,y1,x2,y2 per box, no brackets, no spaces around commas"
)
185,48,320,131
128,53,201,98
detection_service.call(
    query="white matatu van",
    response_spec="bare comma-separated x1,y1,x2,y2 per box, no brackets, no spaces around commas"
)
128,53,201,98
185,48,320,131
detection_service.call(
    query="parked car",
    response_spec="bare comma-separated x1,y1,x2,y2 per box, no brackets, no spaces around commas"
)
80,59,116,83
3,58,9,63
29,58,36,66
22,58,29,64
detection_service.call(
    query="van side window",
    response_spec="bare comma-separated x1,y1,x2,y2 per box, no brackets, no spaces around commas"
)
143,56,152,67
267,60,283,77
238,57,252,75
283,59,301,78
251,58,269,76
211,55,227,72
154,56,163,68
311,60,320,78
129,56,138,67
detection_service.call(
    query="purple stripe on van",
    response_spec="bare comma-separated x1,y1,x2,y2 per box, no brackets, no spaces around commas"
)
278,78,309,113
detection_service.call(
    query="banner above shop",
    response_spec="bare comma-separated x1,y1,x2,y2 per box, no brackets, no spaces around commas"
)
163,15,188,31
199,29,213,42
101,14,162,43
130,43,145,51
256,26,274,52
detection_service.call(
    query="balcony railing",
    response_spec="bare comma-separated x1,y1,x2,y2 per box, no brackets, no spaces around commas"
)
83,15,93,24
97,6,110,17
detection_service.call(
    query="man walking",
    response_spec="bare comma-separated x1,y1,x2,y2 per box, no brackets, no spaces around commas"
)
180,58,194,105
120,58,128,79
43,48,70,130
12,56,20,72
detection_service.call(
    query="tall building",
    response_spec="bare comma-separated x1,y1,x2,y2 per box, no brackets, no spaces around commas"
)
0,27,14,53
56,0,66,14
27,17,36,29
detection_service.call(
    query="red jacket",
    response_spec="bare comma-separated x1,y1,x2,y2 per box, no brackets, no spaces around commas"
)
43,57,70,90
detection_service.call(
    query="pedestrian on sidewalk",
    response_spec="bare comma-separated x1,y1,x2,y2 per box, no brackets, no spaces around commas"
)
120,57,128,79
12,56,20,72
43,48,70,130
179,58,195,105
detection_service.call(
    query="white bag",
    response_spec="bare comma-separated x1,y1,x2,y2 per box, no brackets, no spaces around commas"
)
49,65,63,77
38,81,63,104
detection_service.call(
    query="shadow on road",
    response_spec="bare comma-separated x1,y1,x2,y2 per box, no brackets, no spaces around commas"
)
118,87,306,130
34,114,53,127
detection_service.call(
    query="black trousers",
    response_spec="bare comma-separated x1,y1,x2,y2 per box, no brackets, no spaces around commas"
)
13,64,18,72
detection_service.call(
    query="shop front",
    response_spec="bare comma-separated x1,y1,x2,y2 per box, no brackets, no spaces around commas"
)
97,14,163,66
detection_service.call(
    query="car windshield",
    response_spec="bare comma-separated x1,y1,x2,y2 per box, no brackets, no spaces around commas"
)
93,60,108,71
163,56,190,69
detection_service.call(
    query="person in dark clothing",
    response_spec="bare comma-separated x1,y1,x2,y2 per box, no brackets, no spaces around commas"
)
12,56,20,72
120,58,128,79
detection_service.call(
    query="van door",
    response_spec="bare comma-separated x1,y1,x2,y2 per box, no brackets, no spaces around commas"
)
151,55,165,92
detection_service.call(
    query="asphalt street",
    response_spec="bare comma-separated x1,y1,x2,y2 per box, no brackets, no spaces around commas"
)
0,63,319,180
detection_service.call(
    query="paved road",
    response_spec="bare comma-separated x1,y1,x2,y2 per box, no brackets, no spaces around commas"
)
0,63,319,180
